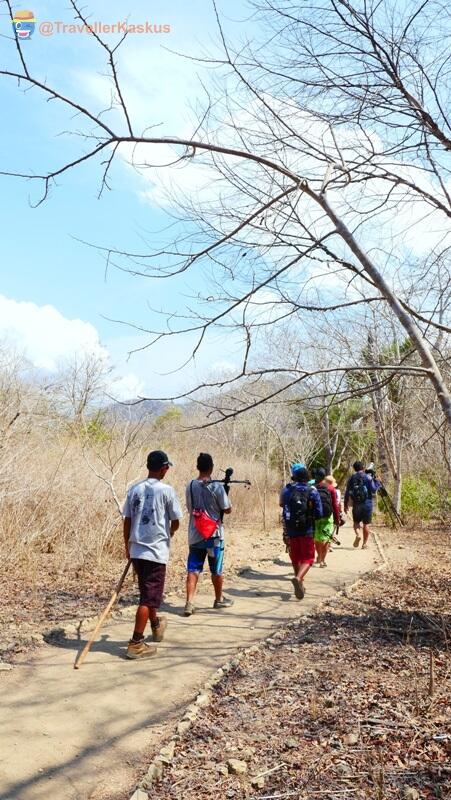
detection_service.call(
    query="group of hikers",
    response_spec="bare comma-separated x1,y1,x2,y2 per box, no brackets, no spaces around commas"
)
279,461,380,600
123,450,380,660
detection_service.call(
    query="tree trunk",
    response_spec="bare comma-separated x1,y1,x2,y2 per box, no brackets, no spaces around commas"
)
313,191,451,428
367,333,390,484
393,473,402,513
392,400,405,514
262,430,270,531
322,398,334,473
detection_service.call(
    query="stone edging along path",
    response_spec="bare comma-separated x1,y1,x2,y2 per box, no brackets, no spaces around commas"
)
127,531,388,800
0,525,384,800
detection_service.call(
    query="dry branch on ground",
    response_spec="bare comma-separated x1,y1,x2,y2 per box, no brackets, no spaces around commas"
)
150,532,450,800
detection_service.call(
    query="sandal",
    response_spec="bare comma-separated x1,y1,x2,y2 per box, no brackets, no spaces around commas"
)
291,577,305,599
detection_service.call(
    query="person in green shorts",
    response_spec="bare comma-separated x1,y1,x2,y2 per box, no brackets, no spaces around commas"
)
314,468,340,567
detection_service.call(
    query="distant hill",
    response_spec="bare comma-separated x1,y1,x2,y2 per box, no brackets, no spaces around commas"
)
103,398,169,421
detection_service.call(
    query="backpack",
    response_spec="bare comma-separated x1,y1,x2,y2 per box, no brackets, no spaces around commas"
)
351,475,368,504
285,485,314,533
317,485,333,518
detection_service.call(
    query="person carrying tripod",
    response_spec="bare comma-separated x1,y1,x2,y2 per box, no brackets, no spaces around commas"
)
184,452,233,617
344,461,380,549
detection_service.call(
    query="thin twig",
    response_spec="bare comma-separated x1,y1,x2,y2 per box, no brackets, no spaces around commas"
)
254,763,287,779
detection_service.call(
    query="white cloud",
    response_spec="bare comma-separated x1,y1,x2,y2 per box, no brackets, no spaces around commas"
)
75,43,200,140
210,359,237,375
122,94,451,259
70,26,450,264
108,371,145,401
0,294,147,401
74,40,220,210
0,294,107,371
104,324,247,400
232,289,288,326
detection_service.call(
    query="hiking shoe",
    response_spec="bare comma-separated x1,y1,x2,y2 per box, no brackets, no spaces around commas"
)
213,596,234,609
353,535,361,548
126,640,157,660
291,577,305,600
151,617,167,643
184,601,196,617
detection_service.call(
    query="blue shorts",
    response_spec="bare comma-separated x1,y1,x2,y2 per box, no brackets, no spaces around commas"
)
352,503,373,524
187,539,224,576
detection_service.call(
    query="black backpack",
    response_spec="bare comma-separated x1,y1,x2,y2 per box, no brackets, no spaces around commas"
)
351,474,368,504
317,485,333,518
285,485,314,533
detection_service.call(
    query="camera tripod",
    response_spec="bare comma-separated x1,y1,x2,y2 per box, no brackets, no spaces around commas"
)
378,482,404,528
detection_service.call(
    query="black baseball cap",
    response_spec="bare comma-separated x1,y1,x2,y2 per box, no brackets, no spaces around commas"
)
316,467,326,479
147,450,173,469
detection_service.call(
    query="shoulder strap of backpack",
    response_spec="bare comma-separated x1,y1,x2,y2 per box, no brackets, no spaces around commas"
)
204,480,221,510
191,479,220,510
294,484,313,503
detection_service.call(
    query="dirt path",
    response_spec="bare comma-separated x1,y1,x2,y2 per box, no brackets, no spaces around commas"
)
0,526,379,800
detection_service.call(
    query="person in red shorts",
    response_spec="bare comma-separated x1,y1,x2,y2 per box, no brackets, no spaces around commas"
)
280,466,323,599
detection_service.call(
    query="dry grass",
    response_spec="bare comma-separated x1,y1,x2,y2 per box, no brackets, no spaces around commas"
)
0,414,281,658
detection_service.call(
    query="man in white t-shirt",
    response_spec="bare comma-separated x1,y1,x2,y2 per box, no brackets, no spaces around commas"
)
184,452,232,616
123,450,182,659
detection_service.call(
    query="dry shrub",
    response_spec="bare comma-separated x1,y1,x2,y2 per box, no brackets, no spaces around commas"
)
0,406,281,594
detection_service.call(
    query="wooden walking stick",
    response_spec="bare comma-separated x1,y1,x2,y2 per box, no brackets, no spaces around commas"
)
74,559,132,670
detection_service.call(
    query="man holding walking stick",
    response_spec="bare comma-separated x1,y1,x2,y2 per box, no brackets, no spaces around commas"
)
123,450,182,660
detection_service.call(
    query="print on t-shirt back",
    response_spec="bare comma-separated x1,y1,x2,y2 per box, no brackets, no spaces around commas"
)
141,490,156,526
131,493,141,514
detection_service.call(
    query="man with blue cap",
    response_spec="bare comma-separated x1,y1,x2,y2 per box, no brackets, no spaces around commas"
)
280,464,323,599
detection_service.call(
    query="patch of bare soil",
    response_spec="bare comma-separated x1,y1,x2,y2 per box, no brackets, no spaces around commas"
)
152,529,450,800
0,523,281,662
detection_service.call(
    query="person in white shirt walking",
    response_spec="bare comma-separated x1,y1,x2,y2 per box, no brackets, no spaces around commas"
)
123,450,183,659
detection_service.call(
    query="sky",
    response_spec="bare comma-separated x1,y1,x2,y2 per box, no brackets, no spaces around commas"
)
0,0,252,398
1,1,449,403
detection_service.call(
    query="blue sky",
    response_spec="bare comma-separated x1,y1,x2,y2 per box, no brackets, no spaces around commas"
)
3,1,447,402
0,0,252,397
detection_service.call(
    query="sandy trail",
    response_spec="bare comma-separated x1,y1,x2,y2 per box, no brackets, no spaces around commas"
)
0,526,378,800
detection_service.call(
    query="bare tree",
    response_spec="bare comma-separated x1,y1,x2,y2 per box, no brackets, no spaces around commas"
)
81,407,150,517
1,0,450,427
52,354,110,429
